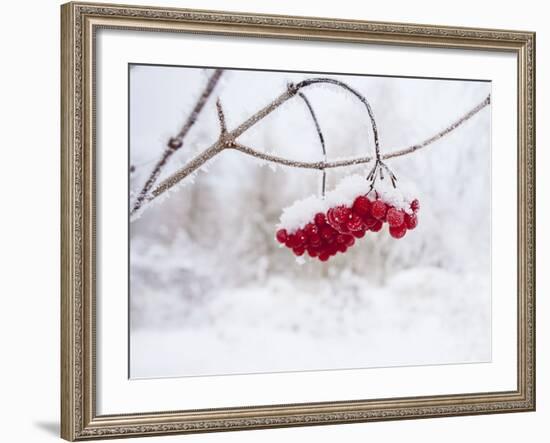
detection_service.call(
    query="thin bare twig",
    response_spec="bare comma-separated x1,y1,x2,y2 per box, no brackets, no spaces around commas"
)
216,98,227,134
131,68,223,214
296,78,380,157
383,94,491,160
297,92,328,197
297,93,327,158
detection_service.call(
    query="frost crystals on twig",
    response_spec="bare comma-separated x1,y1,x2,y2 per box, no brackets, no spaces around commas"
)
133,74,491,219
366,156,398,192
297,91,328,198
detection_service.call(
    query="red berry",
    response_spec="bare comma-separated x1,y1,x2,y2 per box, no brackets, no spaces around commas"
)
387,207,405,227
347,214,364,232
370,220,383,232
327,205,351,230
353,228,366,238
308,233,321,247
352,195,371,217
326,207,338,228
405,213,418,230
294,229,307,247
304,222,318,237
285,234,296,248
337,243,347,253
337,223,351,234
314,213,327,226
371,200,387,220
307,247,319,257
318,252,330,262
276,229,288,244
293,246,306,256
320,225,337,240
410,199,420,212
336,206,351,222
363,216,378,229
389,224,407,239
336,234,348,245
345,235,355,247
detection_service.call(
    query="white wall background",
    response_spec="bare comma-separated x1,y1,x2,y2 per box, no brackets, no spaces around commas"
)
0,0,546,442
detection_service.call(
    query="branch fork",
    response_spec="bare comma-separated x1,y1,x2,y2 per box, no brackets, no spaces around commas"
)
216,99,237,149
366,158,398,191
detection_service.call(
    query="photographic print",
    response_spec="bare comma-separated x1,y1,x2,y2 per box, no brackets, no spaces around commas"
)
129,65,492,379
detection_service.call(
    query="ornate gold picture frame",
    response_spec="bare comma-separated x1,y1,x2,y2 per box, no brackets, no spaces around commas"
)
61,1,535,440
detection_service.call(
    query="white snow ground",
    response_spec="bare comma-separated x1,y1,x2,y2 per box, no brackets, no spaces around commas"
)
131,268,490,378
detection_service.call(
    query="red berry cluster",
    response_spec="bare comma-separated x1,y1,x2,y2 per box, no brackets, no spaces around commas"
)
276,196,419,262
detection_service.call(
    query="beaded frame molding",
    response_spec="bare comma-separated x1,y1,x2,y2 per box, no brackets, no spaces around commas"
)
61,2,536,440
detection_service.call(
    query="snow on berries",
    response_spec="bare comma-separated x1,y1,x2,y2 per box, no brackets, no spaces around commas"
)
275,174,420,262
386,207,405,227
370,200,387,220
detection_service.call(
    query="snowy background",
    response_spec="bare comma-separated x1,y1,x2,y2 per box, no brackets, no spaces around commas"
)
129,65,491,378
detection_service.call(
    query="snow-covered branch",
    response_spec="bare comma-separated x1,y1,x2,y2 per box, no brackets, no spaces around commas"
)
383,94,491,160
145,78,382,208
132,76,491,218
233,92,489,171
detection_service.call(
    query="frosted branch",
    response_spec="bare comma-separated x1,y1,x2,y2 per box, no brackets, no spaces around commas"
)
149,79,378,203
137,77,490,217
383,94,491,159
228,95,490,170
216,98,227,134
